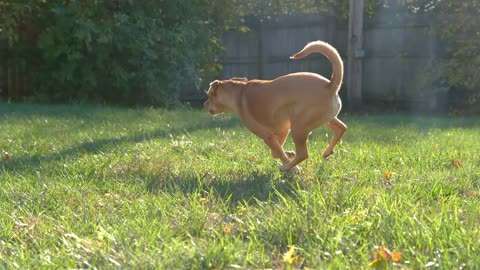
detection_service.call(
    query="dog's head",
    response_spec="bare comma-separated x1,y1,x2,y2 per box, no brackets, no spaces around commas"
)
204,77,247,115
204,80,225,115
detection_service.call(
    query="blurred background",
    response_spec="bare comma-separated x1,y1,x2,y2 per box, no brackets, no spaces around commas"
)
0,0,479,114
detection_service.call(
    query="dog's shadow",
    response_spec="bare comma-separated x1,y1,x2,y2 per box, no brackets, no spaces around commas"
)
145,169,299,206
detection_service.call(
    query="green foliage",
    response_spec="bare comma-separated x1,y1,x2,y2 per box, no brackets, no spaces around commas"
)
235,0,385,18
434,1,480,113
395,0,480,113
1,104,480,268
0,0,232,105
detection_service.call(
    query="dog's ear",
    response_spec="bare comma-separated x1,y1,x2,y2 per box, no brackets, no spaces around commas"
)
207,80,221,95
210,80,220,87
230,77,248,82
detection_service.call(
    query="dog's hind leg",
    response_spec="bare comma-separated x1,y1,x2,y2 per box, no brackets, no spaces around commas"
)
322,117,347,159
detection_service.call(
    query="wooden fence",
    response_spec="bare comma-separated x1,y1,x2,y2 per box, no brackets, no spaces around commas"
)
218,8,443,112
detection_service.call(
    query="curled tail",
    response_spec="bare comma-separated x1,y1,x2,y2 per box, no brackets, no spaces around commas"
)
290,41,343,93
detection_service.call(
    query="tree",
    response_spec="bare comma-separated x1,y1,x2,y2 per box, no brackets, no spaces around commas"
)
435,1,480,113
0,0,238,105
234,0,384,18
396,0,480,113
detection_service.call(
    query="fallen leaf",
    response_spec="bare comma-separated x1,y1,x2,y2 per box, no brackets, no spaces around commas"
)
451,159,463,168
282,245,302,265
223,224,231,234
283,245,296,264
462,191,477,198
369,245,403,267
391,251,402,262
350,209,369,222
104,193,120,200
5,152,11,160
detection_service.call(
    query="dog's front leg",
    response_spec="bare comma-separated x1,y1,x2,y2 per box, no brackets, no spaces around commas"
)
279,129,309,172
263,136,291,164
261,134,299,173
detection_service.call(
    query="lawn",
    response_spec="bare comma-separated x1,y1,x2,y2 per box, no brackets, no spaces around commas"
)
0,103,479,269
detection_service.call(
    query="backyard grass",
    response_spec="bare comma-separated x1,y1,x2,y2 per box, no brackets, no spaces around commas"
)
0,103,479,269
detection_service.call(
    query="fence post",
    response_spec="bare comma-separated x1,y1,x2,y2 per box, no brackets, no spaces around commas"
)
347,0,365,111
257,21,268,79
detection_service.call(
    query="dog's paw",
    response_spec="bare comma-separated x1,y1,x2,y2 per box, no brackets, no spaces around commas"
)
322,150,334,159
290,165,301,173
279,164,301,173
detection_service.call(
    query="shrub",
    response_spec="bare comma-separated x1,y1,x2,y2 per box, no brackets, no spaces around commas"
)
398,0,480,114
0,1,231,106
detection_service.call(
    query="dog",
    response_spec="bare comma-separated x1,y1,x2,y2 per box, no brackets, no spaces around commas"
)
204,40,347,172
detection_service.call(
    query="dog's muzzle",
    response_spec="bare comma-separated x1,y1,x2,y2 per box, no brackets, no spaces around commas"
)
204,101,215,115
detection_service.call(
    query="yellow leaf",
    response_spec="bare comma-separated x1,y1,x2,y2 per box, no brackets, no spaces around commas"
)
434,143,440,149
350,209,369,222
392,251,403,262
104,193,118,199
223,224,231,234
282,246,302,264
282,245,296,264
369,245,403,267
379,246,390,260
384,171,392,180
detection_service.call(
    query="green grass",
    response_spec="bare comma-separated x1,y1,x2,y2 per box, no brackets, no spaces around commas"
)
0,103,479,269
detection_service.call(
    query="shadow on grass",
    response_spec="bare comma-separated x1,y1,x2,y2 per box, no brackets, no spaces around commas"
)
3,103,478,175
144,170,298,206
1,117,241,173
1,104,295,206
0,103,115,118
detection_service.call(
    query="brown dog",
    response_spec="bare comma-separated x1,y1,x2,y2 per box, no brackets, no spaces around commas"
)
204,40,347,172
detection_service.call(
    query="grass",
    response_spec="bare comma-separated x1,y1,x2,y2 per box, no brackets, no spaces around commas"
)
0,102,479,269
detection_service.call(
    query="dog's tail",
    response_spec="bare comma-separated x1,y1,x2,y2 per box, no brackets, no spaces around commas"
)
290,41,343,92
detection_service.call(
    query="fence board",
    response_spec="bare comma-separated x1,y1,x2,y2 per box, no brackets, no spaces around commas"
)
218,8,438,111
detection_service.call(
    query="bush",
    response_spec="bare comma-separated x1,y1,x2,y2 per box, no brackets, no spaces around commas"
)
0,1,231,106
397,0,480,114
436,1,480,114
